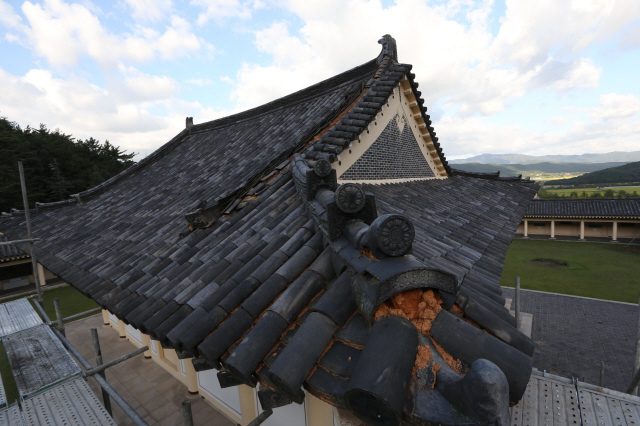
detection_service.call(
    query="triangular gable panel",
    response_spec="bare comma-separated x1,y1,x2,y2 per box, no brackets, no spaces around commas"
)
335,78,446,183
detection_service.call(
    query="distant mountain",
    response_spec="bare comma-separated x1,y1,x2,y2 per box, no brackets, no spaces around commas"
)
452,162,627,176
449,151,640,165
544,161,640,185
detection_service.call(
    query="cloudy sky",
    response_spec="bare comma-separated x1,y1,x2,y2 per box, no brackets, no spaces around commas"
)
0,0,639,160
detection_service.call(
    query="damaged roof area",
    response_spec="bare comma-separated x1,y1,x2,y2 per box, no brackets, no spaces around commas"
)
2,35,539,425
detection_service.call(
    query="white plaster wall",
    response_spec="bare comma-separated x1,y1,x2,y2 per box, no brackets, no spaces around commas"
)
198,369,242,417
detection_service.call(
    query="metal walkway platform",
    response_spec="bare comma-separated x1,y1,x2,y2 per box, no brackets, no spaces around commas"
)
2,324,80,398
511,370,640,426
0,404,24,426
22,378,116,426
0,299,42,339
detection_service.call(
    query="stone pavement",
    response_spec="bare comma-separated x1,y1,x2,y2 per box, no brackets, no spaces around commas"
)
66,314,236,426
502,287,638,392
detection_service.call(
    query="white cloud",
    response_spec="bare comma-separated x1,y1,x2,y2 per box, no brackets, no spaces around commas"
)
16,0,203,67
186,78,213,86
190,0,265,25
549,115,570,127
590,93,640,120
550,58,601,92
618,20,640,50
0,0,24,29
491,0,640,69
122,0,172,22
227,0,636,117
439,110,640,159
0,66,221,156
115,65,179,102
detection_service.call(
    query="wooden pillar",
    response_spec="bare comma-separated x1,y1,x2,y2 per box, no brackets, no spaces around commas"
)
550,220,555,239
37,263,47,287
238,385,257,422
117,319,126,338
306,392,335,426
141,333,152,358
580,220,585,240
523,220,529,238
184,359,199,394
613,221,618,241
102,309,110,325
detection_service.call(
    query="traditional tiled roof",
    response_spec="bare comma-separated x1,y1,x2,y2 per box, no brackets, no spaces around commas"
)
525,198,640,219
1,36,539,426
0,235,28,263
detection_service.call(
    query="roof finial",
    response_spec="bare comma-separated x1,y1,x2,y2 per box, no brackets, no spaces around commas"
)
377,34,398,63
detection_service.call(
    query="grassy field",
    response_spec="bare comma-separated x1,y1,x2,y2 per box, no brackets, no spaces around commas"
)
543,186,640,197
0,285,99,405
500,239,640,303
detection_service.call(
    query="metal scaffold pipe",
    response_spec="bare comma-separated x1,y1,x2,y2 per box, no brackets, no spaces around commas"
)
18,160,43,303
30,297,148,426
92,328,113,417
62,307,103,322
182,400,194,426
515,276,521,331
83,346,149,378
54,298,65,337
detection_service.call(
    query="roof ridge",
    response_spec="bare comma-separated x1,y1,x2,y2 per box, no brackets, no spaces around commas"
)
2,60,383,217
300,38,452,175
191,59,379,134
451,167,537,183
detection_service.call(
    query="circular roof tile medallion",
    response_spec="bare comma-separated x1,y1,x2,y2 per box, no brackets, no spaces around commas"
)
314,159,332,177
335,183,366,213
375,214,415,256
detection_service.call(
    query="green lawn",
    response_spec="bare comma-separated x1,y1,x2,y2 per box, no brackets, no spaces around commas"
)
0,285,99,406
500,239,640,303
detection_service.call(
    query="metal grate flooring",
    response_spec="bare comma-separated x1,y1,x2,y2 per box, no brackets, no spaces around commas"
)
0,299,42,339
512,371,640,426
0,404,24,426
21,378,116,426
2,324,80,398
578,388,640,426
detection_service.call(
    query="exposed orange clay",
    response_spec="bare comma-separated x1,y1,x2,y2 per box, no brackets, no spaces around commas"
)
412,345,432,375
391,289,422,318
412,346,441,391
373,301,392,320
374,288,465,377
374,289,442,333
334,336,365,350
360,247,378,260
451,304,464,315
311,91,367,142
431,338,465,375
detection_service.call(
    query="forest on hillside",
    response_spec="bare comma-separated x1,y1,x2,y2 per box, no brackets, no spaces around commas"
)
453,161,627,176
545,161,640,186
0,116,136,213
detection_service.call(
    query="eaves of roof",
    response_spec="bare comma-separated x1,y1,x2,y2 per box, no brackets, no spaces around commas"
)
524,198,640,219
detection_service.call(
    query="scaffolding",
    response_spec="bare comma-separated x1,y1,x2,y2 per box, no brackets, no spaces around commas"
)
0,161,151,425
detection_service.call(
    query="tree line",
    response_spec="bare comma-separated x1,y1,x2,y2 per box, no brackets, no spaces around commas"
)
538,188,639,199
0,116,136,213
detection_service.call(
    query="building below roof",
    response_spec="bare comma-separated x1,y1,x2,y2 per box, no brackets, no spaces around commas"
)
0,235,28,264
516,198,640,241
